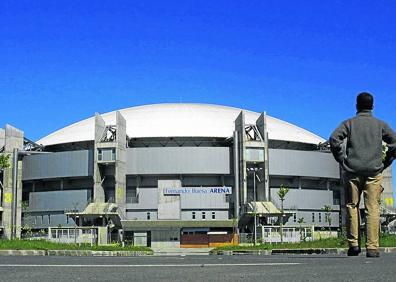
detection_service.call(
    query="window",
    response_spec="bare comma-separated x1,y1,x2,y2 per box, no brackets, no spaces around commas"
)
127,186,138,203
312,213,315,222
212,212,216,220
192,212,196,220
147,212,151,220
319,213,322,223
112,148,116,160
97,148,116,161
202,212,206,220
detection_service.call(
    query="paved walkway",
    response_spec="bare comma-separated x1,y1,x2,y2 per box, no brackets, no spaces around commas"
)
152,247,213,256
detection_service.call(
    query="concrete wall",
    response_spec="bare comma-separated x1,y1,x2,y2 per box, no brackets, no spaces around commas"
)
126,186,230,211
22,150,93,180
151,229,180,248
284,211,340,228
157,180,181,220
270,188,338,210
29,190,90,212
126,187,158,209
26,190,90,228
180,192,229,209
269,149,339,179
126,147,230,175
25,213,73,229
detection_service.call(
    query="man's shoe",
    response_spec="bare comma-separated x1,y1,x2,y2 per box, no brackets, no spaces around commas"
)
347,246,361,256
366,249,380,258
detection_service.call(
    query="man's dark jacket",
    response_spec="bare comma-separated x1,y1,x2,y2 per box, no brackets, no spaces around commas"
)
330,110,396,176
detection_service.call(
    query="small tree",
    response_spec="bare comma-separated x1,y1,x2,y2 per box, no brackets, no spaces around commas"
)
277,185,289,243
323,205,333,237
0,154,10,189
297,217,305,242
232,217,238,235
21,201,33,238
0,154,10,170
382,144,387,162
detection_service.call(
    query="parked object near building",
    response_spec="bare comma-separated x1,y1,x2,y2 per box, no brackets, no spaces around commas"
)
0,104,393,246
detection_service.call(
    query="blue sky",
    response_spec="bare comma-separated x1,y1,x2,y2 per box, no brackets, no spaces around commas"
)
0,2,395,150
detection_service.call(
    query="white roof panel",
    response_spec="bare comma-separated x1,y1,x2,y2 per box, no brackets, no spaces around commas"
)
37,104,325,146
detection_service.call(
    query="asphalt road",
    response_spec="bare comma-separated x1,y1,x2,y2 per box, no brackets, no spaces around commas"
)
0,253,395,282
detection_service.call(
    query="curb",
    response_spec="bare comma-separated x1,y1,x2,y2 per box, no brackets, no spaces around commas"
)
47,250,92,256
211,247,396,256
0,250,153,257
271,248,345,255
212,250,272,256
0,250,47,256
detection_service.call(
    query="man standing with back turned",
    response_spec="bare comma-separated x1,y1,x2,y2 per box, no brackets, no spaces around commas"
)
330,92,396,257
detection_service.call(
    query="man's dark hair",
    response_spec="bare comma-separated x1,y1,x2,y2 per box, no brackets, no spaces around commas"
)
356,92,374,110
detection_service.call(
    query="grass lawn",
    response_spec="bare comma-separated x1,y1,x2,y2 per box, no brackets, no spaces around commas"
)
0,239,152,252
213,234,396,252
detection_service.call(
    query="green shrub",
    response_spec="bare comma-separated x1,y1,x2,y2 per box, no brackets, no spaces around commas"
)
213,235,396,252
0,239,151,251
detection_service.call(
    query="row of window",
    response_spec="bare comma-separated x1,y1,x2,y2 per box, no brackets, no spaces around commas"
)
192,211,216,220
141,212,218,220
292,212,329,223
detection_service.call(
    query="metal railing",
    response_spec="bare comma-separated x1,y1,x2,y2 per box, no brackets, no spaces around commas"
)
259,226,313,243
240,227,313,244
48,227,97,245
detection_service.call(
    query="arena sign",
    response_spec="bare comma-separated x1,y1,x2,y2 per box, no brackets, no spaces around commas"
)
163,186,232,195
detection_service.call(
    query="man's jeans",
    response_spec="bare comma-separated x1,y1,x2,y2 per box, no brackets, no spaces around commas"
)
344,172,383,250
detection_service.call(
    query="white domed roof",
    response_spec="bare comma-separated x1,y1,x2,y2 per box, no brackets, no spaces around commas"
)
37,103,325,146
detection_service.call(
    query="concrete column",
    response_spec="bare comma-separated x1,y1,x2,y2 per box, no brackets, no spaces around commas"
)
93,114,106,202
0,128,5,150
115,111,127,212
233,131,240,221
256,112,270,201
0,129,4,207
382,166,394,207
339,168,347,231
263,114,270,201
234,111,246,205
2,125,24,239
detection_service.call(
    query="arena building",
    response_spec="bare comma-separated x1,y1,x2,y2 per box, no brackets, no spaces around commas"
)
0,104,394,247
